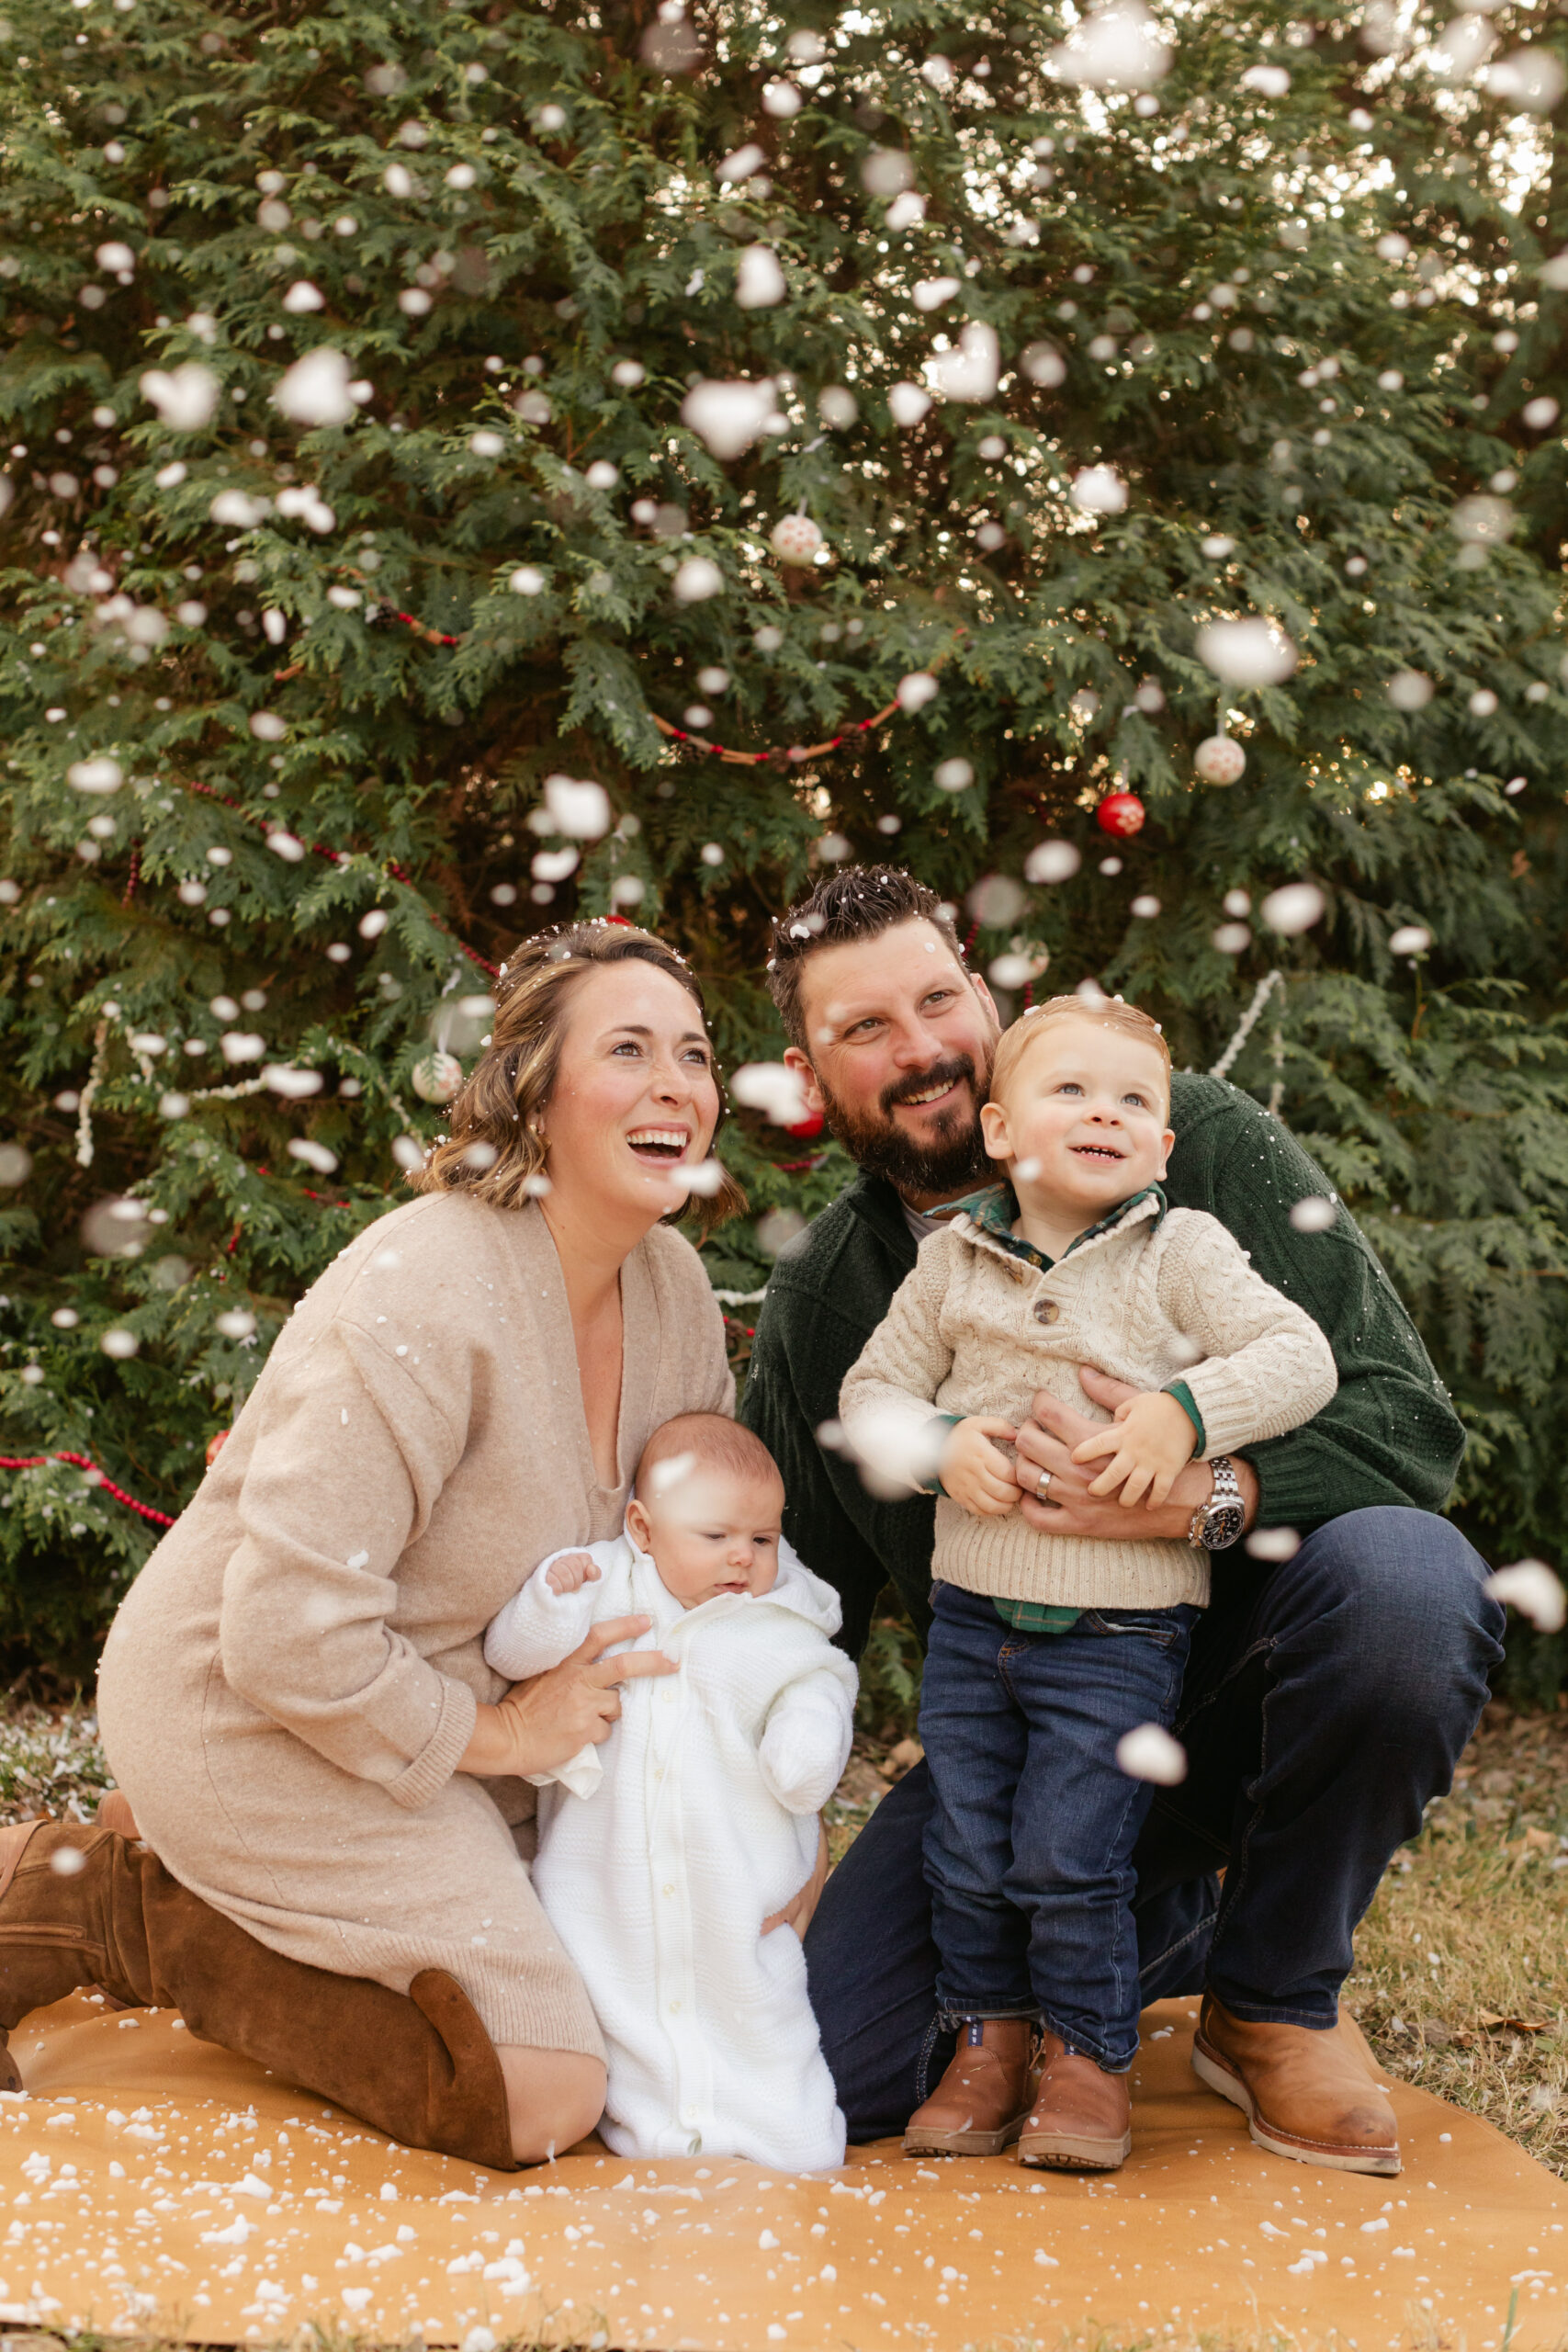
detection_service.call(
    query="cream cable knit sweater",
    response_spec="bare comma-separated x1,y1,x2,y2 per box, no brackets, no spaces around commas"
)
97,1191,733,2053
840,1193,1338,1611
484,1532,855,2168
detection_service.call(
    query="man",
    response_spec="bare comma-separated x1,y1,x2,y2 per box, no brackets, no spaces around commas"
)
739,865,1501,2176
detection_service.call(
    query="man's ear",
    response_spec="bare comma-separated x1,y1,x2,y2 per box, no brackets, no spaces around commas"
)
1156,1125,1176,1179
979,1099,1012,1162
968,968,1004,1033
783,1045,826,1119
626,1495,654,1552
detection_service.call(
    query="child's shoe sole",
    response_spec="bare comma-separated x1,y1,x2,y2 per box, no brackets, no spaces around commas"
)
903,2109,1030,2158
1018,2127,1131,2170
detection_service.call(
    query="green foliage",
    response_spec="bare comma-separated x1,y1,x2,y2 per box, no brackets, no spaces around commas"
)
0,0,1564,1682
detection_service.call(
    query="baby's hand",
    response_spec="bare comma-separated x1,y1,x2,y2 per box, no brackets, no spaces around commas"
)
546,1550,601,1595
1070,1391,1197,1509
941,1417,1021,1518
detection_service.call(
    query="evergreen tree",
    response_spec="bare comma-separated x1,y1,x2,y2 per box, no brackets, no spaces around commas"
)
0,0,1563,1685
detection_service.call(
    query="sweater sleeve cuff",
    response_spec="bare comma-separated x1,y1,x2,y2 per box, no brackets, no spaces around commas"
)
1164,1382,1206,1455
921,1414,963,1496
385,1673,479,1812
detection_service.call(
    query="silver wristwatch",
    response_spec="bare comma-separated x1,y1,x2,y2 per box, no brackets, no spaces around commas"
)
1188,1455,1247,1553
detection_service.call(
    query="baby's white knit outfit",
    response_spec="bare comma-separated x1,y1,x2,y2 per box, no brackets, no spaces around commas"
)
840,1189,1338,1612
483,1532,857,2170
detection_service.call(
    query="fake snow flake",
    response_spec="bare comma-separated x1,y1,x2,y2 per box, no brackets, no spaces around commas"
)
216,1309,257,1340
840,1403,949,1499
913,277,961,311
611,358,646,388
250,711,288,741
288,1139,339,1175
1521,395,1560,431
762,80,801,116
391,1136,426,1173
1387,669,1434,710
681,379,778,461
934,757,973,793
1487,48,1565,112
469,430,505,457
1389,924,1432,955
730,1062,811,1126
48,1846,87,1875
510,565,546,594
139,363,220,431
672,556,723,603
1247,1526,1302,1560
897,671,939,713
1025,840,1081,883
1021,342,1067,388
1115,1724,1187,1784
1196,617,1297,686
1289,1195,1336,1232
544,774,612,837
282,280,325,313
66,756,123,796
888,382,933,426
209,486,266,524
735,246,785,309
716,142,766,185
1049,0,1172,89
1484,1559,1566,1634
1240,62,1291,95
100,1329,139,1360
1070,464,1127,515
1259,881,1325,934
925,321,998,403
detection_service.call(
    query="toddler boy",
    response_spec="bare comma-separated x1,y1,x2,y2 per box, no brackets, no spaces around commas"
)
840,997,1337,2170
483,1413,856,2170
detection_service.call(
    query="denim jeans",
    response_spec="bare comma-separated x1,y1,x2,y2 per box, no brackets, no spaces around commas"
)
806,1507,1505,2142
921,1583,1198,2073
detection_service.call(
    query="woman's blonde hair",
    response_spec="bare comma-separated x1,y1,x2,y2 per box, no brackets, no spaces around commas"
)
410,921,747,1231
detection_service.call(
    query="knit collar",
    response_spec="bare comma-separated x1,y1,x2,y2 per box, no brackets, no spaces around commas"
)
945,1180,1168,1273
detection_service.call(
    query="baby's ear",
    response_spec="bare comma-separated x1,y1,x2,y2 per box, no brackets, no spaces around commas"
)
979,1099,1010,1159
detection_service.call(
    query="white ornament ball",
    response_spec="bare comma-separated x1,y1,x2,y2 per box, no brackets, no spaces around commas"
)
1194,734,1247,786
770,514,824,566
412,1051,463,1105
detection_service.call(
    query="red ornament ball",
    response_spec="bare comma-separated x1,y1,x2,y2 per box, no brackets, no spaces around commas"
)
785,1110,826,1139
1096,789,1146,839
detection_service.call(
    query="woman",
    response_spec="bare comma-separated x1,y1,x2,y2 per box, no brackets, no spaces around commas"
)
0,922,760,2168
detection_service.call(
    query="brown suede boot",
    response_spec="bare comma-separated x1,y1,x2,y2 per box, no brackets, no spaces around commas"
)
1191,1994,1401,2176
903,2018,1036,2156
1018,2030,1132,2170
0,1819,516,2171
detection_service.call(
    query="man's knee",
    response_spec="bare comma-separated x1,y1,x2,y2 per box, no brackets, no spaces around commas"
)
1288,1507,1504,1709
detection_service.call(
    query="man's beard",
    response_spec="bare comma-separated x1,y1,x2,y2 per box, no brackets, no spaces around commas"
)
815,1048,996,1200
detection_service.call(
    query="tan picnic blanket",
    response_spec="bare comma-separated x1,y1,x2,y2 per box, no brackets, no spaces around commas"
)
0,1990,1562,2346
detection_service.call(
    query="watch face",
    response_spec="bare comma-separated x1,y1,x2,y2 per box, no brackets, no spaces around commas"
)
1205,1501,1247,1551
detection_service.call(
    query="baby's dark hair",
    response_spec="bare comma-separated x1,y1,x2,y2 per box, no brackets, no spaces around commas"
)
634,1412,781,1497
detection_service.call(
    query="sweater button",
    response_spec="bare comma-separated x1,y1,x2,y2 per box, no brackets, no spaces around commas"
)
1032,1299,1059,1324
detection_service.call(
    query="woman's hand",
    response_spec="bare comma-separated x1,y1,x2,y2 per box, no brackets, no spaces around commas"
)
762,1818,830,1940
457,1616,677,1781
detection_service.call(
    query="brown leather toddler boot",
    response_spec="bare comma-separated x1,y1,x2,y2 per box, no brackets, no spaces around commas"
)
1018,2030,1132,2170
0,1818,516,2170
903,2017,1036,2156
1191,1994,1400,2175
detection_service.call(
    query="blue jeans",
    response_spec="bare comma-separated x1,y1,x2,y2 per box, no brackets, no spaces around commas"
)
921,1584,1197,2072
806,1508,1504,2141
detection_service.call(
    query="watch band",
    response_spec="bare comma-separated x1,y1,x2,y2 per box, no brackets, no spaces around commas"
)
1187,1454,1246,1552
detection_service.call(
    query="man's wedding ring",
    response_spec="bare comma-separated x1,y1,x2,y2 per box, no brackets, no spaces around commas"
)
1034,1465,1053,1498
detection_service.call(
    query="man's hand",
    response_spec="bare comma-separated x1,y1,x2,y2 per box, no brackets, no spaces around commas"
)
546,1550,601,1596
940,1416,1021,1517
1014,1367,1258,1541
458,1617,678,1781
1070,1390,1198,1509
762,1818,830,1939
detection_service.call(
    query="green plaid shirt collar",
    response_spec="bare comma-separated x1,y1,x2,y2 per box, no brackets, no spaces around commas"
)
939,1180,1168,1272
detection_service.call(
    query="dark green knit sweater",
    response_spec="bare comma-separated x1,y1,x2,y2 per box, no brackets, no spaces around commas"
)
739,1072,1465,1665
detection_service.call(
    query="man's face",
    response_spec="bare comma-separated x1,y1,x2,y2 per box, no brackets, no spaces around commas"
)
784,918,1001,1205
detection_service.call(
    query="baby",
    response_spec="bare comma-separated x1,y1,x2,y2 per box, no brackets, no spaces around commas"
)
840,996,1338,2172
483,1412,856,2171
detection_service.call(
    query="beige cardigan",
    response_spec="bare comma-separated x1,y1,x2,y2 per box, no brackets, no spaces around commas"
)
96,1191,733,2052
840,1193,1337,1611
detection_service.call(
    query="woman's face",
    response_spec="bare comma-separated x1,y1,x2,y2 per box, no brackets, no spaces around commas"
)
539,959,723,1237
